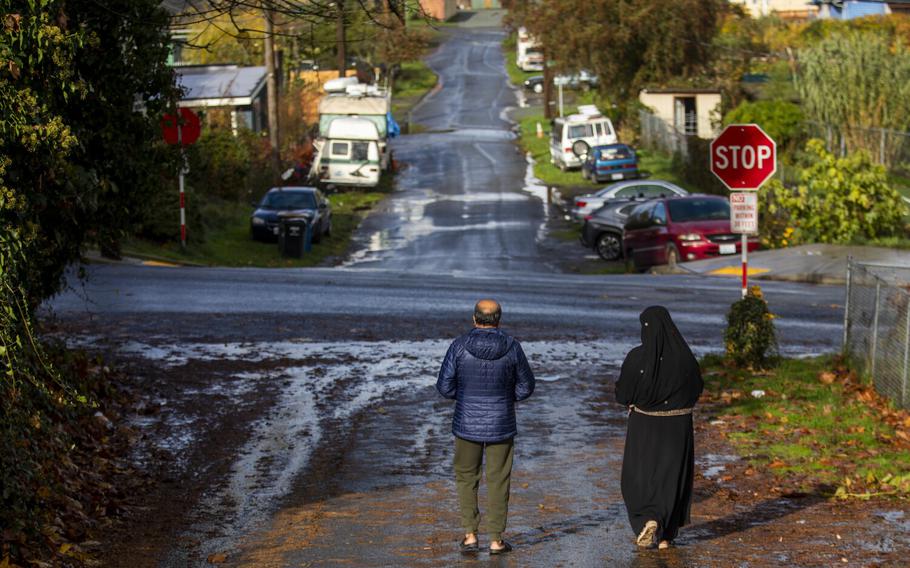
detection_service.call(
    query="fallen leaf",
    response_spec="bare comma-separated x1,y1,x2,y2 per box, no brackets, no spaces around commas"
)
769,460,787,468
818,371,837,385
207,553,227,564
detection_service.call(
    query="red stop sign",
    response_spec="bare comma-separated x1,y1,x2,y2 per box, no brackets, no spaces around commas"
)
710,124,776,190
161,108,201,146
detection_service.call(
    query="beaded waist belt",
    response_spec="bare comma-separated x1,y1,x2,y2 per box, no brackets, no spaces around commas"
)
630,405,694,417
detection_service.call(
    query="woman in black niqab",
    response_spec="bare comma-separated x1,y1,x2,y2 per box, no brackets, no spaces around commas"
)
616,306,703,549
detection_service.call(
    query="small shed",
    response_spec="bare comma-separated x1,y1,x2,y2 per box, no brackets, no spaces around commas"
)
175,64,268,133
420,0,458,20
638,88,722,139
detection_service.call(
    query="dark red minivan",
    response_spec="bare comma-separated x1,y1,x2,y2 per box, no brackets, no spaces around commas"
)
622,195,760,270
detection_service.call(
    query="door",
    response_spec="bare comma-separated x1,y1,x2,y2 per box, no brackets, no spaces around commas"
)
624,202,654,266
632,202,667,267
674,97,697,136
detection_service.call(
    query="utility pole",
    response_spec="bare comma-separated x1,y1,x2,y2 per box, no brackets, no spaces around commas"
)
336,0,346,78
542,48,554,120
263,7,281,173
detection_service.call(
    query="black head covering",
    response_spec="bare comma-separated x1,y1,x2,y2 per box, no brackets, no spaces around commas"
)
616,306,703,411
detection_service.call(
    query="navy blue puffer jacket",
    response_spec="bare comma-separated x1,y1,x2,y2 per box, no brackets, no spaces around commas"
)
436,328,536,443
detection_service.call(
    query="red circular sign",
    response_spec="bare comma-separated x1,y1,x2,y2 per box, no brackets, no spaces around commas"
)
161,108,201,146
710,124,776,191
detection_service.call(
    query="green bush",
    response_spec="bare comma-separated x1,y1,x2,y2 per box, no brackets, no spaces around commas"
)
759,139,906,247
186,128,253,201
724,285,778,369
723,100,805,155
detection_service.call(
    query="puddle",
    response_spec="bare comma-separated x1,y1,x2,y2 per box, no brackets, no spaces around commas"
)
699,453,739,479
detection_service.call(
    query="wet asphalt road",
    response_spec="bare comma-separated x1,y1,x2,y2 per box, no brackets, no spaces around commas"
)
45,15,860,568
345,24,547,272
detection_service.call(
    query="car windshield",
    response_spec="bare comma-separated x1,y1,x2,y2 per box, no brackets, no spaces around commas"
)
259,191,317,210
667,199,729,222
598,146,632,160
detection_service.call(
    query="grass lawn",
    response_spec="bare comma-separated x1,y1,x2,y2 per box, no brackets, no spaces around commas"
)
391,60,439,121
516,112,700,193
702,355,910,499
124,188,388,268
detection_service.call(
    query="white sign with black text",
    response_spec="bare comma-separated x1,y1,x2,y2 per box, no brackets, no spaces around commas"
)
730,192,758,234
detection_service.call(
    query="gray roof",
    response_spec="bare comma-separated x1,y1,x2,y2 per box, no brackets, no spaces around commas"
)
175,65,267,108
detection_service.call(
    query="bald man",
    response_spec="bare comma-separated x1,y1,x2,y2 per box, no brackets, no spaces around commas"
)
436,299,535,555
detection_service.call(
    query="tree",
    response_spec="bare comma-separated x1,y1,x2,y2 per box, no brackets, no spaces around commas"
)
1,0,180,305
516,0,726,119
723,100,805,156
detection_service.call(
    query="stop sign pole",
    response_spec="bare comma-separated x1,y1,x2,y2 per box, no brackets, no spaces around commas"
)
161,108,201,250
710,124,777,298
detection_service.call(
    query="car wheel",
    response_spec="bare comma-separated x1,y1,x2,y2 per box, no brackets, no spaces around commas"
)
666,243,680,268
596,233,622,261
533,83,543,94
311,223,322,244
324,220,332,238
558,161,567,172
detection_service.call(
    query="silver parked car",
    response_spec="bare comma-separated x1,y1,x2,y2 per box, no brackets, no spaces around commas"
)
569,179,689,221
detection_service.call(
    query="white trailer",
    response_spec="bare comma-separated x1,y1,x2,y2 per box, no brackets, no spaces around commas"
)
313,117,382,188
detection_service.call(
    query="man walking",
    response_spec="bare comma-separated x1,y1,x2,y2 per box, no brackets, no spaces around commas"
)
436,299,535,555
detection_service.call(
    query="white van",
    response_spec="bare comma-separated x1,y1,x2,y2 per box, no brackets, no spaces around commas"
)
549,106,618,170
315,117,381,188
318,91,392,171
516,27,544,72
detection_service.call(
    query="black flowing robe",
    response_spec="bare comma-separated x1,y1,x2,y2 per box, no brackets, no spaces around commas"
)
616,306,703,542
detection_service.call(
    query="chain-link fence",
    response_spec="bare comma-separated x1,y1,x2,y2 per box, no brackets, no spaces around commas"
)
844,260,910,410
803,121,910,177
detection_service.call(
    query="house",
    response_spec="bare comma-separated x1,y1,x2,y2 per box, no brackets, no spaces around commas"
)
638,89,722,140
811,0,897,18
175,65,268,133
729,0,819,18
420,0,458,20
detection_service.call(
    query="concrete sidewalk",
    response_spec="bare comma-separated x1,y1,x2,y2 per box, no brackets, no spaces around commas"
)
678,243,910,285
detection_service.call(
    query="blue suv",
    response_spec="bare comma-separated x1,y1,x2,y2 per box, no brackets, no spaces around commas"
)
581,144,640,183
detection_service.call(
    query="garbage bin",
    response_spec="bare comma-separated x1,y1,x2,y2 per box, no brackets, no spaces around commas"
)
278,216,311,258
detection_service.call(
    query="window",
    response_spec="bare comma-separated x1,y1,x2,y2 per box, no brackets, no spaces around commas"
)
615,186,645,198
626,203,654,229
652,203,667,225
568,124,594,139
351,141,369,161
667,199,730,222
594,123,603,137
331,142,349,157
639,185,672,198
598,145,632,161
259,191,317,211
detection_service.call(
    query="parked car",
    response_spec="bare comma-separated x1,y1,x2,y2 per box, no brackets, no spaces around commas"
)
570,179,688,221
523,75,545,94
250,186,332,242
622,195,760,270
581,144,640,183
579,200,642,261
549,105,617,170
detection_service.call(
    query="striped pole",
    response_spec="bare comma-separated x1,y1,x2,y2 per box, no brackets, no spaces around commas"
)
178,120,186,250
741,233,748,298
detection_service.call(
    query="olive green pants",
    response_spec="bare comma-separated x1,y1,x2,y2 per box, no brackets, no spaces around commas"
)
453,436,514,542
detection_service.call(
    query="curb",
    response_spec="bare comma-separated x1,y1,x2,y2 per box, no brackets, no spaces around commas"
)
84,249,205,268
